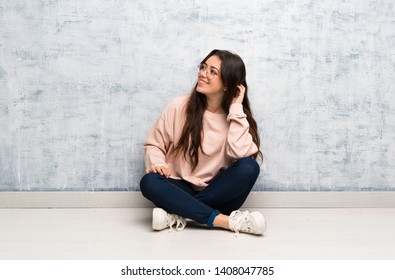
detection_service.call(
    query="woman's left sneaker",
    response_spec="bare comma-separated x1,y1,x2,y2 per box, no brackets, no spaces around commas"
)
228,210,267,235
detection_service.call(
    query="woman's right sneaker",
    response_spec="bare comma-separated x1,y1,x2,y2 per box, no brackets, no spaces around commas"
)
228,210,267,235
152,208,187,232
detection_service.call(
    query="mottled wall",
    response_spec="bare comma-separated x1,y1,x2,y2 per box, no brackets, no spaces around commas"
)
0,0,394,191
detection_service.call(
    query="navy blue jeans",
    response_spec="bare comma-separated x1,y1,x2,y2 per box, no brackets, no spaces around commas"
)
140,157,260,227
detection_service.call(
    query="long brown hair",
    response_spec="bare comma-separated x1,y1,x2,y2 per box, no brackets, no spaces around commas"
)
173,49,262,170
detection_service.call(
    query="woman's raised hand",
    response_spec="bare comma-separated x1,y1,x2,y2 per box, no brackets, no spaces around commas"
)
232,84,245,104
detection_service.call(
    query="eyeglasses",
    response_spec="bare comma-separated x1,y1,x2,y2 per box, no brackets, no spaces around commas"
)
198,63,219,80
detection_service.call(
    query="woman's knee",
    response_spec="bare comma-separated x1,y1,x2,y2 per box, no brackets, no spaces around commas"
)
139,173,161,197
234,157,260,179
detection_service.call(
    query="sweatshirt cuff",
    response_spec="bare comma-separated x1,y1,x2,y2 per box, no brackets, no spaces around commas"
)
227,103,246,120
152,162,169,169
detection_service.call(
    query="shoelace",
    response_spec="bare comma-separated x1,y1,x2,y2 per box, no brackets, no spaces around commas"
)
230,210,250,235
167,214,186,232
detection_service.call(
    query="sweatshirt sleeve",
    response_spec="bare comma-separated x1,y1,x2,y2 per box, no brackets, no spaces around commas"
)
226,103,258,159
143,112,171,170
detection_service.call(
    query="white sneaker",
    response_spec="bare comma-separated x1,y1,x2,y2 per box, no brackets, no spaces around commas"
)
228,210,267,235
152,208,186,232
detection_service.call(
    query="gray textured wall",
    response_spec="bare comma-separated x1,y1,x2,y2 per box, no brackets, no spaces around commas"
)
1,0,394,191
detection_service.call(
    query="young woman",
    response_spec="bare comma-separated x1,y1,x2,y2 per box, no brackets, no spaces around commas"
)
140,49,266,235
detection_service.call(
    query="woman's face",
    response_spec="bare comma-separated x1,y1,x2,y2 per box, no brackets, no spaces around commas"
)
196,55,225,99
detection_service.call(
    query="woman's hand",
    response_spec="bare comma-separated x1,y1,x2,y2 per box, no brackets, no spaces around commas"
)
232,84,245,104
146,165,171,178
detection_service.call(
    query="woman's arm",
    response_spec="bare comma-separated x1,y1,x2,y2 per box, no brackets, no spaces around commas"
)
226,85,259,158
143,114,172,177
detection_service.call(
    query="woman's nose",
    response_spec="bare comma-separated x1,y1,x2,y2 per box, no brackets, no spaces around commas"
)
199,69,208,78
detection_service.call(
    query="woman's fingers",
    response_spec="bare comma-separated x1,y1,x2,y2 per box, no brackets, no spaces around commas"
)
146,165,171,178
232,84,245,104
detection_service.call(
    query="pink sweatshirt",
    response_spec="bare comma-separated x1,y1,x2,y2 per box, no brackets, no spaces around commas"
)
143,95,258,191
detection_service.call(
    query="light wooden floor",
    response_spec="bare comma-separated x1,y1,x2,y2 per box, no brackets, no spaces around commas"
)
0,207,394,260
